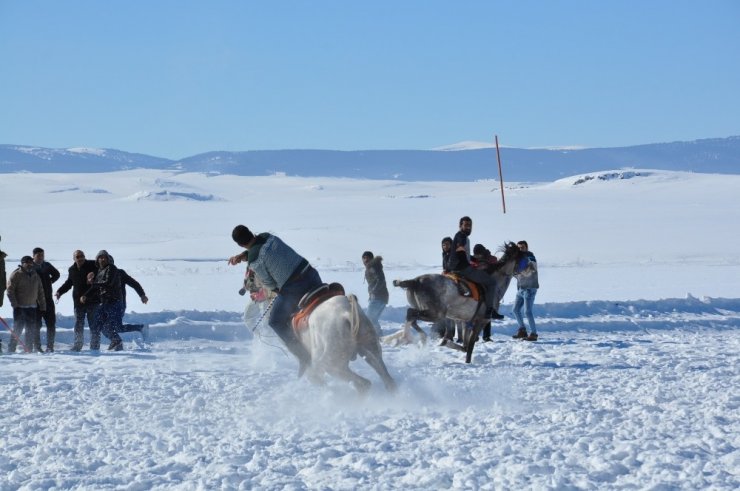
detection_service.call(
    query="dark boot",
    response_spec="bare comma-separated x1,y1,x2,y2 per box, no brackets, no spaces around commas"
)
484,306,504,320
46,332,55,353
525,333,538,342
512,327,528,339
107,336,124,351
90,332,101,350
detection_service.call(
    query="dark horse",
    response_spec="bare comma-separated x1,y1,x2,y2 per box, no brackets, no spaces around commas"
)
392,242,522,363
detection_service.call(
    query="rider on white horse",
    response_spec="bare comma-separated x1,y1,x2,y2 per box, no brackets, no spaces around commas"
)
229,225,323,377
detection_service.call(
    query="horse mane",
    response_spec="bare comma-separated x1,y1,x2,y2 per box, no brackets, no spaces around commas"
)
490,241,520,271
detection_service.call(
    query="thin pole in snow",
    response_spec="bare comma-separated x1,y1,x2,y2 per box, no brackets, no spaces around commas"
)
495,134,507,214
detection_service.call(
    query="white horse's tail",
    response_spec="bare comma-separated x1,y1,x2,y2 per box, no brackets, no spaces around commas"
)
347,294,363,339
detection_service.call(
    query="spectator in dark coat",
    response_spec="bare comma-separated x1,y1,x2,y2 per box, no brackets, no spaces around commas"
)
0,235,7,307
433,237,456,340
109,255,149,339
473,244,498,342
441,236,452,273
81,250,124,351
362,251,389,336
55,250,99,351
32,247,60,352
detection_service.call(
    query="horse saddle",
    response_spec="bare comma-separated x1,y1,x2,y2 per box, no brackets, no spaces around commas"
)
292,282,346,332
442,272,482,302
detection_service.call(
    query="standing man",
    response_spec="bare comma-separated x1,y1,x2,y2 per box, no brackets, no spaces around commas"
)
32,247,60,352
433,237,455,340
0,235,7,308
55,250,98,351
473,244,499,342
6,256,46,352
81,250,124,351
447,216,503,320
441,236,452,273
361,251,389,336
228,225,322,376
512,240,540,341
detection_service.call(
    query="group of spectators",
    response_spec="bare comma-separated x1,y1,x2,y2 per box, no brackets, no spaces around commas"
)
1,238,148,353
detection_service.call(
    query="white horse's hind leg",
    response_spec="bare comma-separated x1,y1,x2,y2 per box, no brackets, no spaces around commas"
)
326,365,372,394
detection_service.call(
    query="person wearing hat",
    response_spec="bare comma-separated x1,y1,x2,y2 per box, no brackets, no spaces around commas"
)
6,256,46,352
361,251,389,336
81,250,125,351
0,235,7,308
228,225,323,376
31,247,61,352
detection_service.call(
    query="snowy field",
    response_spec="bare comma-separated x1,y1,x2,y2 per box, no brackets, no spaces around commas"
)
1,169,739,490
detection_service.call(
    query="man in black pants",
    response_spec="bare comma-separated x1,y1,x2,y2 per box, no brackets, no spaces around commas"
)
55,250,98,351
32,247,60,352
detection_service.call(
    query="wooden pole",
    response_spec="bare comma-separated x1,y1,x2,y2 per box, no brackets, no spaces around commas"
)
495,134,506,214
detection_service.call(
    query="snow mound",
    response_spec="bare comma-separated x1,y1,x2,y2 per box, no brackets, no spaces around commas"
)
126,190,224,202
572,170,651,186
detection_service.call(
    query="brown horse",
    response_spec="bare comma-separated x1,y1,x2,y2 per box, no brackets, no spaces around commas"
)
392,242,522,363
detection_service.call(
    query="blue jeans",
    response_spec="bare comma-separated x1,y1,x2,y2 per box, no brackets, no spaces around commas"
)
513,288,537,334
94,301,124,342
365,299,386,335
269,266,322,344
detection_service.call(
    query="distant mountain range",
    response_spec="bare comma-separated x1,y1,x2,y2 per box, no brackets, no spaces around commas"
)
2,136,739,181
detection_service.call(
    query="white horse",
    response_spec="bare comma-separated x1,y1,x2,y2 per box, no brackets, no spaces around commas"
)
297,293,397,394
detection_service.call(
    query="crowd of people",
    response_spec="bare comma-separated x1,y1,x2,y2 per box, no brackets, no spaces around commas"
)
2,217,538,360
1,239,149,353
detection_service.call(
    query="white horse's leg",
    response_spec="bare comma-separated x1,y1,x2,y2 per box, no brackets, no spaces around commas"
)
440,338,466,352
325,365,372,394
357,345,397,393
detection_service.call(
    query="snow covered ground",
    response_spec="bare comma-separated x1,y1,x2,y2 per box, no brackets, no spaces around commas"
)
1,169,739,489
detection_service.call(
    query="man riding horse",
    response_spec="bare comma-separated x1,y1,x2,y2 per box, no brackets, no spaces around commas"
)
448,216,504,320
228,225,322,377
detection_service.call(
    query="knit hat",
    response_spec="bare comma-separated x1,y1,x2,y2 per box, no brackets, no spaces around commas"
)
96,250,110,260
362,251,374,260
21,255,33,264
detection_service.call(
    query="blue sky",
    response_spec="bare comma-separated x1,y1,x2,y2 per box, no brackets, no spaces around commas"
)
1,1,738,159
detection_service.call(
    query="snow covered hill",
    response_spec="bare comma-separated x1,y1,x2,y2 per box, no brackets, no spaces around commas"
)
2,135,739,180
